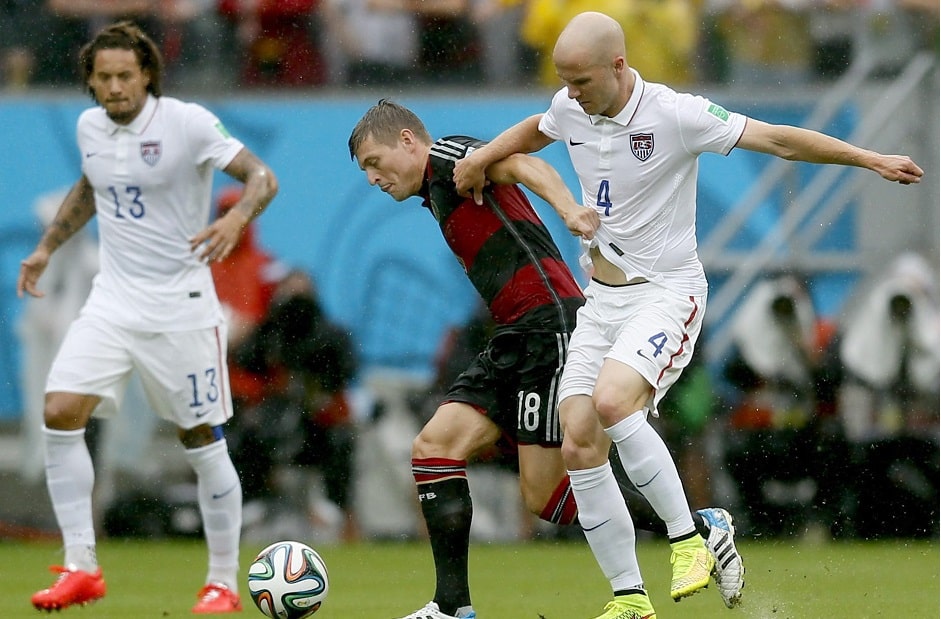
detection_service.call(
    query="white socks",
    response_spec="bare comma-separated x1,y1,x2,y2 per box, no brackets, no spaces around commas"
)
606,411,695,539
43,426,242,589
185,440,242,592
568,462,644,592
42,426,97,572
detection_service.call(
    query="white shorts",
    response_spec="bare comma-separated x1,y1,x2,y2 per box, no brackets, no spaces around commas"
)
558,280,706,414
46,313,233,429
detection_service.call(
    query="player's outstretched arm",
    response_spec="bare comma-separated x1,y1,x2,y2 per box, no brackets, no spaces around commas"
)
454,115,554,204
18,176,96,298
486,153,600,240
190,148,279,262
737,119,925,185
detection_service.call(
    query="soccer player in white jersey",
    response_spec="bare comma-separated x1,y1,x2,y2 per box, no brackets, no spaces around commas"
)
18,21,278,614
455,11,923,619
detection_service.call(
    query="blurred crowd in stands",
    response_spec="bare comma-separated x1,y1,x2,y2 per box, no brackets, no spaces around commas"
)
0,0,938,92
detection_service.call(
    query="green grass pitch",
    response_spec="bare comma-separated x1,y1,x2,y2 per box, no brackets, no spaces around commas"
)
1,538,937,618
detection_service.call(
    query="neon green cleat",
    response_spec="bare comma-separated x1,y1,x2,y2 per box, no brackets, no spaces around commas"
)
669,535,715,601
590,593,656,619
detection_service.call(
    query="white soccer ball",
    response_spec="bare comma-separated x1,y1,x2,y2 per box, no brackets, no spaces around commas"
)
247,541,329,619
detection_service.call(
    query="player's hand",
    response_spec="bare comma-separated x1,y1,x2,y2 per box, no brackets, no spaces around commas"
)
190,209,249,262
564,205,601,240
17,249,50,298
453,152,489,205
875,155,924,185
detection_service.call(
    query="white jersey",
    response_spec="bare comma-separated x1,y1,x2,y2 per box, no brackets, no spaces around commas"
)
77,95,244,331
539,70,746,296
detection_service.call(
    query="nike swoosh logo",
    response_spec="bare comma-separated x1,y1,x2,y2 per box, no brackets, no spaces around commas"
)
636,470,661,488
636,349,650,360
195,409,212,418
568,138,586,146
84,152,98,158
212,484,238,500
582,519,610,532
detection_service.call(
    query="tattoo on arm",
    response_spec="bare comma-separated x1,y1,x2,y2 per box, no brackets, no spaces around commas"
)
42,178,96,253
223,149,278,223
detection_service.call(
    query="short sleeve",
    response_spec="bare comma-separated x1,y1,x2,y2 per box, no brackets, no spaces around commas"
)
676,92,746,157
537,88,567,142
183,103,245,169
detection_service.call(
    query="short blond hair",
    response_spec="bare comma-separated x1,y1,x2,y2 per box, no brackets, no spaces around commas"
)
348,99,432,160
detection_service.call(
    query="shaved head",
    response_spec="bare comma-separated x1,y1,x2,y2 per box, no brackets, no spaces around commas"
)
551,11,632,118
553,11,626,69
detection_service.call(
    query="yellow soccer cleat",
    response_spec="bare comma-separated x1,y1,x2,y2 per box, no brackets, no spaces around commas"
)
670,535,715,601
591,592,656,619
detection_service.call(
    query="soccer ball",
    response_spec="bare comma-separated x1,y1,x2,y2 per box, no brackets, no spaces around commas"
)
247,541,329,619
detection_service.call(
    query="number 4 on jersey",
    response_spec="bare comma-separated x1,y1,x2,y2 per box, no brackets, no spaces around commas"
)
596,180,612,216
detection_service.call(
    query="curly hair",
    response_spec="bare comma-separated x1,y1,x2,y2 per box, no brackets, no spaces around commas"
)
79,21,163,102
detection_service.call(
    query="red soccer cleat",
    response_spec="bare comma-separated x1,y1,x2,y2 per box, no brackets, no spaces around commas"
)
31,565,106,611
192,583,243,614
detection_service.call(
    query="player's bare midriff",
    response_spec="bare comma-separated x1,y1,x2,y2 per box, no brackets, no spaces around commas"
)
589,245,647,286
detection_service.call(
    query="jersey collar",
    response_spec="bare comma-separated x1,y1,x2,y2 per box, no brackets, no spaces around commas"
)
104,94,158,135
419,155,432,204
589,69,644,127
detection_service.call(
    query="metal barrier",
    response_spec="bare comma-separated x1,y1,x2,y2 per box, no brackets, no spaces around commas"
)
702,52,938,365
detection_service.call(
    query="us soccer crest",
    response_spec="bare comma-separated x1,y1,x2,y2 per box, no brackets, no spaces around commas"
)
630,133,654,161
140,141,161,166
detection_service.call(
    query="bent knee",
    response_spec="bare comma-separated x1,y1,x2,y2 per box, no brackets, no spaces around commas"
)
411,426,471,460
592,384,649,428
43,392,98,430
592,392,622,427
411,430,444,460
412,403,499,460
178,424,220,449
560,433,608,470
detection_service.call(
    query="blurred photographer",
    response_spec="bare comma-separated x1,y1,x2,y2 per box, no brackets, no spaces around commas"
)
722,274,848,538
835,254,939,538
230,269,360,541
839,253,939,442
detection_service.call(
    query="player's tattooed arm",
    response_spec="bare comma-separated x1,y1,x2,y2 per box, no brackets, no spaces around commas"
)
17,176,95,298
220,148,279,226
41,176,96,253
190,147,279,262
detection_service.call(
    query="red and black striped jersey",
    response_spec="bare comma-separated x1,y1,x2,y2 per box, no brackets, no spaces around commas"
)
420,136,584,332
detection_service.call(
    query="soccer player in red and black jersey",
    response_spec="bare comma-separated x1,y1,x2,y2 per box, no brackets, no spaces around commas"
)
349,100,719,619
350,99,594,619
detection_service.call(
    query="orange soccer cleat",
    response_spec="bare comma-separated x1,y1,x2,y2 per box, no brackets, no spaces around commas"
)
31,565,106,611
192,583,243,614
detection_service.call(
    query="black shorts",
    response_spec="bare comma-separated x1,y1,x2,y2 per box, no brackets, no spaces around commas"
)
444,329,569,447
